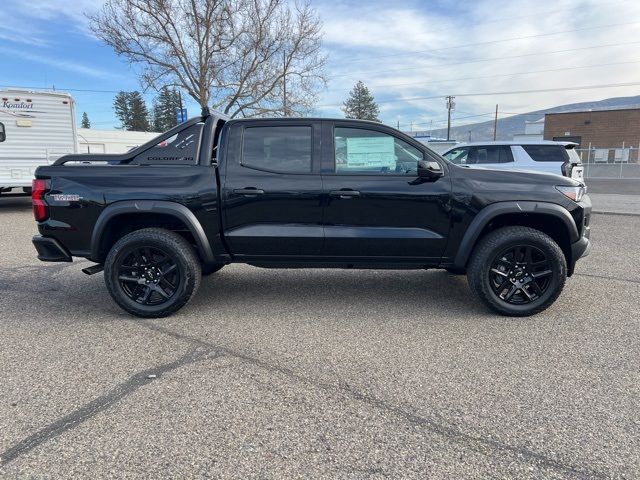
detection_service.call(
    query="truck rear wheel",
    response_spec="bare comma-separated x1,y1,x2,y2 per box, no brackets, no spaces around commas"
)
467,226,567,316
104,228,201,318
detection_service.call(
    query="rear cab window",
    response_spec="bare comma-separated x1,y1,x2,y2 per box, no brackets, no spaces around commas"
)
241,126,312,173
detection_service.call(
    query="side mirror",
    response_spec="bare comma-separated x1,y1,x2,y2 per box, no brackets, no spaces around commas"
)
0,123,5,143
418,160,443,180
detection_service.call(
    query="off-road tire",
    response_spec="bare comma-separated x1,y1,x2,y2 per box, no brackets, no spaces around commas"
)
104,228,201,318
467,226,567,316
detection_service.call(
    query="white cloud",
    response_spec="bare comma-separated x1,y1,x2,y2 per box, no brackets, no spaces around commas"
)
316,0,640,126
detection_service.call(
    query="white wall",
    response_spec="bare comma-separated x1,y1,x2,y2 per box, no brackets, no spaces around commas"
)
77,128,160,154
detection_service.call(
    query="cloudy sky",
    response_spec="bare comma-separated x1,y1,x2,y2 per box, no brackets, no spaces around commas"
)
2,0,640,131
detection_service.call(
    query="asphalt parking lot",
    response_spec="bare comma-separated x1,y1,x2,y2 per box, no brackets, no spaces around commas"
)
1,197,639,479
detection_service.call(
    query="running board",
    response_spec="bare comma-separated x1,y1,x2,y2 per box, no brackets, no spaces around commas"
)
82,264,104,275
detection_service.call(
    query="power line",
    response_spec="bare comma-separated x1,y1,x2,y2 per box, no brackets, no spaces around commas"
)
318,81,640,109
333,60,640,92
332,20,640,67
327,40,640,80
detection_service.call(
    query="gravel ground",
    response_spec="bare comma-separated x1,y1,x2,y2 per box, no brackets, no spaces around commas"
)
1,197,638,479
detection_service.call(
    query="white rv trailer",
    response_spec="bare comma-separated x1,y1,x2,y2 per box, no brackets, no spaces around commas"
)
0,89,77,194
77,128,159,154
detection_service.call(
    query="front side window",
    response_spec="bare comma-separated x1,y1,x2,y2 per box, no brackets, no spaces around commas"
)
0,122,5,142
522,145,568,162
242,126,312,173
334,127,423,175
443,147,469,164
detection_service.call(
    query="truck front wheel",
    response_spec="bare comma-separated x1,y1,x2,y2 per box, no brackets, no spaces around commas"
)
104,228,201,318
467,226,567,316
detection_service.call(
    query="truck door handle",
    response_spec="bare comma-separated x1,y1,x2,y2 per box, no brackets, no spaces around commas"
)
330,190,360,199
233,188,265,196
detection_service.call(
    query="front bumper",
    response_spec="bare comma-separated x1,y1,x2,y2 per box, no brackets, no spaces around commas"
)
32,235,72,262
568,196,592,274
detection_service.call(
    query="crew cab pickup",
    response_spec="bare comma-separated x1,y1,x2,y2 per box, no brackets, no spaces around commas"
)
32,113,591,318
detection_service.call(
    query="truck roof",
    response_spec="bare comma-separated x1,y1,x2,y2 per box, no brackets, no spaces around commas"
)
0,88,73,99
449,140,578,148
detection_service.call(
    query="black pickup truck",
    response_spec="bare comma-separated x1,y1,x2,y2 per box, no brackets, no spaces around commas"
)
31,113,591,318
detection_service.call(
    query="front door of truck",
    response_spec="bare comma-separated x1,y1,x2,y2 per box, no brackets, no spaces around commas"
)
321,122,451,262
222,121,323,258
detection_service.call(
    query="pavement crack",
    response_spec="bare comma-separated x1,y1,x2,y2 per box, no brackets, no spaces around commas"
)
0,346,219,467
140,323,607,479
575,272,640,285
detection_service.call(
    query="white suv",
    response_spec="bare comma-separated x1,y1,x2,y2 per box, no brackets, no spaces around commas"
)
442,141,584,181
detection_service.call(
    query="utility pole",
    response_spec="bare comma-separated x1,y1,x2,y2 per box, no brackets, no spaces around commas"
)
178,89,184,121
283,50,288,117
493,104,499,141
446,96,455,141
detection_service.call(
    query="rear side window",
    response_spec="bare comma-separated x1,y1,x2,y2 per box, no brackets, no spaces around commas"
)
242,126,312,173
522,145,569,162
468,146,513,164
0,122,5,142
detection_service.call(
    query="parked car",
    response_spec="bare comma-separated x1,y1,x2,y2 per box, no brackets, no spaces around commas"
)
442,141,584,181
31,114,591,318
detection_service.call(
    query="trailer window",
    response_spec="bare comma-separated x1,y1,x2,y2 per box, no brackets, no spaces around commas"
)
0,122,5,142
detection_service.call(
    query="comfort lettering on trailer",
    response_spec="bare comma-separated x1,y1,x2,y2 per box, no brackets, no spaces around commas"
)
2,101,34,109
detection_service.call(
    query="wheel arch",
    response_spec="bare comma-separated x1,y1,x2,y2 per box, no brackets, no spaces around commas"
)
454,201,579,274
90,201,215,264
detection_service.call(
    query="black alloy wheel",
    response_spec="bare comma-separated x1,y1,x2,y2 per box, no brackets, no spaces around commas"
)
104,228,201,318
489,245,552,305
117,246,181,306
467,226,567,316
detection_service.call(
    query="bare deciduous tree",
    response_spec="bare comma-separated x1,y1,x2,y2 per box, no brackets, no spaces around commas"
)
89,0,327,118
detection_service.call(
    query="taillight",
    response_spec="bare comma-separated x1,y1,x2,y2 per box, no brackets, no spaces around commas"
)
32,179,50,221
561,161,571,177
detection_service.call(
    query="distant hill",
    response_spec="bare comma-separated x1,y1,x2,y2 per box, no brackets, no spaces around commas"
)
429,95,640,142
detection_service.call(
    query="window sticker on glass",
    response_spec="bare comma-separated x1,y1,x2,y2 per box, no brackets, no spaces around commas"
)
339,136,396,170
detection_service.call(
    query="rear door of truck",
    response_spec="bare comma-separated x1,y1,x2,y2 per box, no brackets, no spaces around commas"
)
220,120,323,258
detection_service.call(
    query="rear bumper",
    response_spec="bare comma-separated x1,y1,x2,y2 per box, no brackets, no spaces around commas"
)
32,235,72,262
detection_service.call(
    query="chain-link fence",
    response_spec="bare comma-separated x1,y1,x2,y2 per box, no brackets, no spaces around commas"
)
576,147,640,179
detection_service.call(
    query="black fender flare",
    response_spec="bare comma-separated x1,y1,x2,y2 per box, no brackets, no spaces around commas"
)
453,201,579,269
90,200,215,263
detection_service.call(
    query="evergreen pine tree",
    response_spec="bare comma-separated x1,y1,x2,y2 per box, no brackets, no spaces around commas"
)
151,87,180,132
342,81,380,122
128,91,151,131
80,112,91,129
113,91,131,129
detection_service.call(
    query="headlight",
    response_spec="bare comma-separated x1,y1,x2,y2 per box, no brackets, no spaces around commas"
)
555,185,586,202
